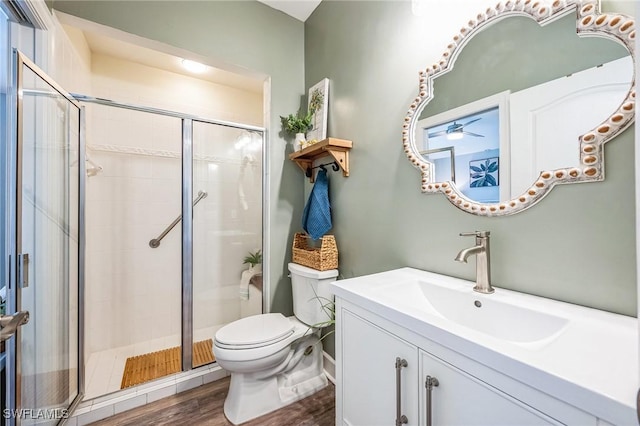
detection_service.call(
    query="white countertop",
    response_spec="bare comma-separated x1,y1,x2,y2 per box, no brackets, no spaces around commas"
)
330,267,638,425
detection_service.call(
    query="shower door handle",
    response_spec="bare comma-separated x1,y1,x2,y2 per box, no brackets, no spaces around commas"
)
18,253,29,288
0,310,29,342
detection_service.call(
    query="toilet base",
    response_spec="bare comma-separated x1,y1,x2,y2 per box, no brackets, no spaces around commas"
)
222,336,328,425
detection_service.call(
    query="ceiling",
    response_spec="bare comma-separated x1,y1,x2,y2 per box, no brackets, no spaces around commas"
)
59,0,323,95
257,0,322,21
64,24,264,94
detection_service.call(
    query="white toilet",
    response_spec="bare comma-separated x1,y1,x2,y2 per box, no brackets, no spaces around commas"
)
213,262,338,425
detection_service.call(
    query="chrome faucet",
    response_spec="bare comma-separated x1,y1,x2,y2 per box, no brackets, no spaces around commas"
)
454,231,494,294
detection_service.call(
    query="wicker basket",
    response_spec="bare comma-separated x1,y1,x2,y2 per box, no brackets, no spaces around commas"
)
292,233,338,271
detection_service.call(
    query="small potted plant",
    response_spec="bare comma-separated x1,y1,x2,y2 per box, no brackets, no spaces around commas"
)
281,89,324,151
280,113,312,151
243,249,263,273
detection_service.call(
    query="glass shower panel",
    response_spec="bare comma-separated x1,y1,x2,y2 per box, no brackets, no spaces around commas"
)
191,121,263,368
18,60,80,424
84,104,183,397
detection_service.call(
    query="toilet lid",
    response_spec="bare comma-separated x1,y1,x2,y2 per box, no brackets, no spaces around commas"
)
215,313,295,347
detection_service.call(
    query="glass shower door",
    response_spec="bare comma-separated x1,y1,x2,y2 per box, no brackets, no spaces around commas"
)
191,121,263,368
82,104,184,397
9,51,82,424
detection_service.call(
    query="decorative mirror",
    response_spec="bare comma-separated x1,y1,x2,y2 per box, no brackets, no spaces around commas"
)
403,0,635,216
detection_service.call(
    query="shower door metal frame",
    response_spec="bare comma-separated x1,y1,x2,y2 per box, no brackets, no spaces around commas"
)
8,49,86,424
181,118,193,370
73,95,267,373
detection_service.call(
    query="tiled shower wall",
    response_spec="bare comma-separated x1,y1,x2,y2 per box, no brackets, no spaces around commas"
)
84,106,184,353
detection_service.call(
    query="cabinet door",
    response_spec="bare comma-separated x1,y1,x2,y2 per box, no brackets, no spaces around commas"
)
341,309,419,426
420,350,562,425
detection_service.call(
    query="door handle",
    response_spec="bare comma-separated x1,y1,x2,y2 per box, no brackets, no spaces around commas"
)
0,310,29,342
395,357,409,426
18,253,29,288
425,375,439,426
637,387,640,424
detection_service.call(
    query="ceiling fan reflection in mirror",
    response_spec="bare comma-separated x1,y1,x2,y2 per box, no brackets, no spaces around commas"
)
427,118,485,140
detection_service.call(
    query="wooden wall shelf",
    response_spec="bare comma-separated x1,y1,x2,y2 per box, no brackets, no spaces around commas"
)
288,137,353,182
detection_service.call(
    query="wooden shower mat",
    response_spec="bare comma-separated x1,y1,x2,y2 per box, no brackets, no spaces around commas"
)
120,339,215,389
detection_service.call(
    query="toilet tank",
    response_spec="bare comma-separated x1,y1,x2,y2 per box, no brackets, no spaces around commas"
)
288,262,338,327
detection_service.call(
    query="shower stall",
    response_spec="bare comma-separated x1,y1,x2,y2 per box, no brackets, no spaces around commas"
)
1,14,267,412
1,7,269,423
80,99,265,399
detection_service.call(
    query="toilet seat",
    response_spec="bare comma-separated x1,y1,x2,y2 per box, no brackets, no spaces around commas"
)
215,313,294,349
215,330,294,350
214,315,308,363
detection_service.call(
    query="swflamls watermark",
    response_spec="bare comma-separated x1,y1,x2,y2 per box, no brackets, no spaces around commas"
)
2,408,69,420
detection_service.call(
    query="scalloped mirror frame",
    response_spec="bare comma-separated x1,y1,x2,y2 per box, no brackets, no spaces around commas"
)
402,0,636,216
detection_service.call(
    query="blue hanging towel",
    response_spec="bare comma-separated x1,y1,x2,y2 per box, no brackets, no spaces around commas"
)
301,169,332,240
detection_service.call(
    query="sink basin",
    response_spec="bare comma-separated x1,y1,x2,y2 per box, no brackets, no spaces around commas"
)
374,278,569,344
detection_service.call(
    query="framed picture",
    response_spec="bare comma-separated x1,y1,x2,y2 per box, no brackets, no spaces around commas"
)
306,78,329,142
469,157,499,187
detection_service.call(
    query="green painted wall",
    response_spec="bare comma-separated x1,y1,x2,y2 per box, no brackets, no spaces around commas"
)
421,13,628,118
304,1,636,356
52,0,306,315
52,0,637,362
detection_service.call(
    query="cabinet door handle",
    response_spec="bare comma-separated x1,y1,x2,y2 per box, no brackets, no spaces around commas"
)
395,357,408,426
425,375,440,426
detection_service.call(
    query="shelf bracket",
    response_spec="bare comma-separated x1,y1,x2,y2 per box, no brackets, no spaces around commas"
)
294,159,313,176
326,148,349,177
288,137,353,183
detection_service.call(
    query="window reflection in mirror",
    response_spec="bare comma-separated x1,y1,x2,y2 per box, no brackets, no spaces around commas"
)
422,107,502,203
418,92,510,203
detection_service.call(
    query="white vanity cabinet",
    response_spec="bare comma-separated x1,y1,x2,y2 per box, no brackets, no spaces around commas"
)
341,308,419,425
335,298,602,426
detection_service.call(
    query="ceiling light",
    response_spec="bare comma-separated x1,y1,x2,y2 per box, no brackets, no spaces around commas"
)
447,131,464,140
181,59,207,73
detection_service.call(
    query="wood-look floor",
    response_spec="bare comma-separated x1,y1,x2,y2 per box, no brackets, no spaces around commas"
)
90,376,335,426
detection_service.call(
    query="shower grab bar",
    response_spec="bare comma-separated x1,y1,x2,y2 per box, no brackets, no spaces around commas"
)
149,190,207,248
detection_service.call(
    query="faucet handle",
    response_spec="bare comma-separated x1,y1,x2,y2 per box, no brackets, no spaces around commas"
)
459,231,490,238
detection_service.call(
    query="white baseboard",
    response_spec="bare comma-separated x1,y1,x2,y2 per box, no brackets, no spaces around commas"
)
323,351,336,384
